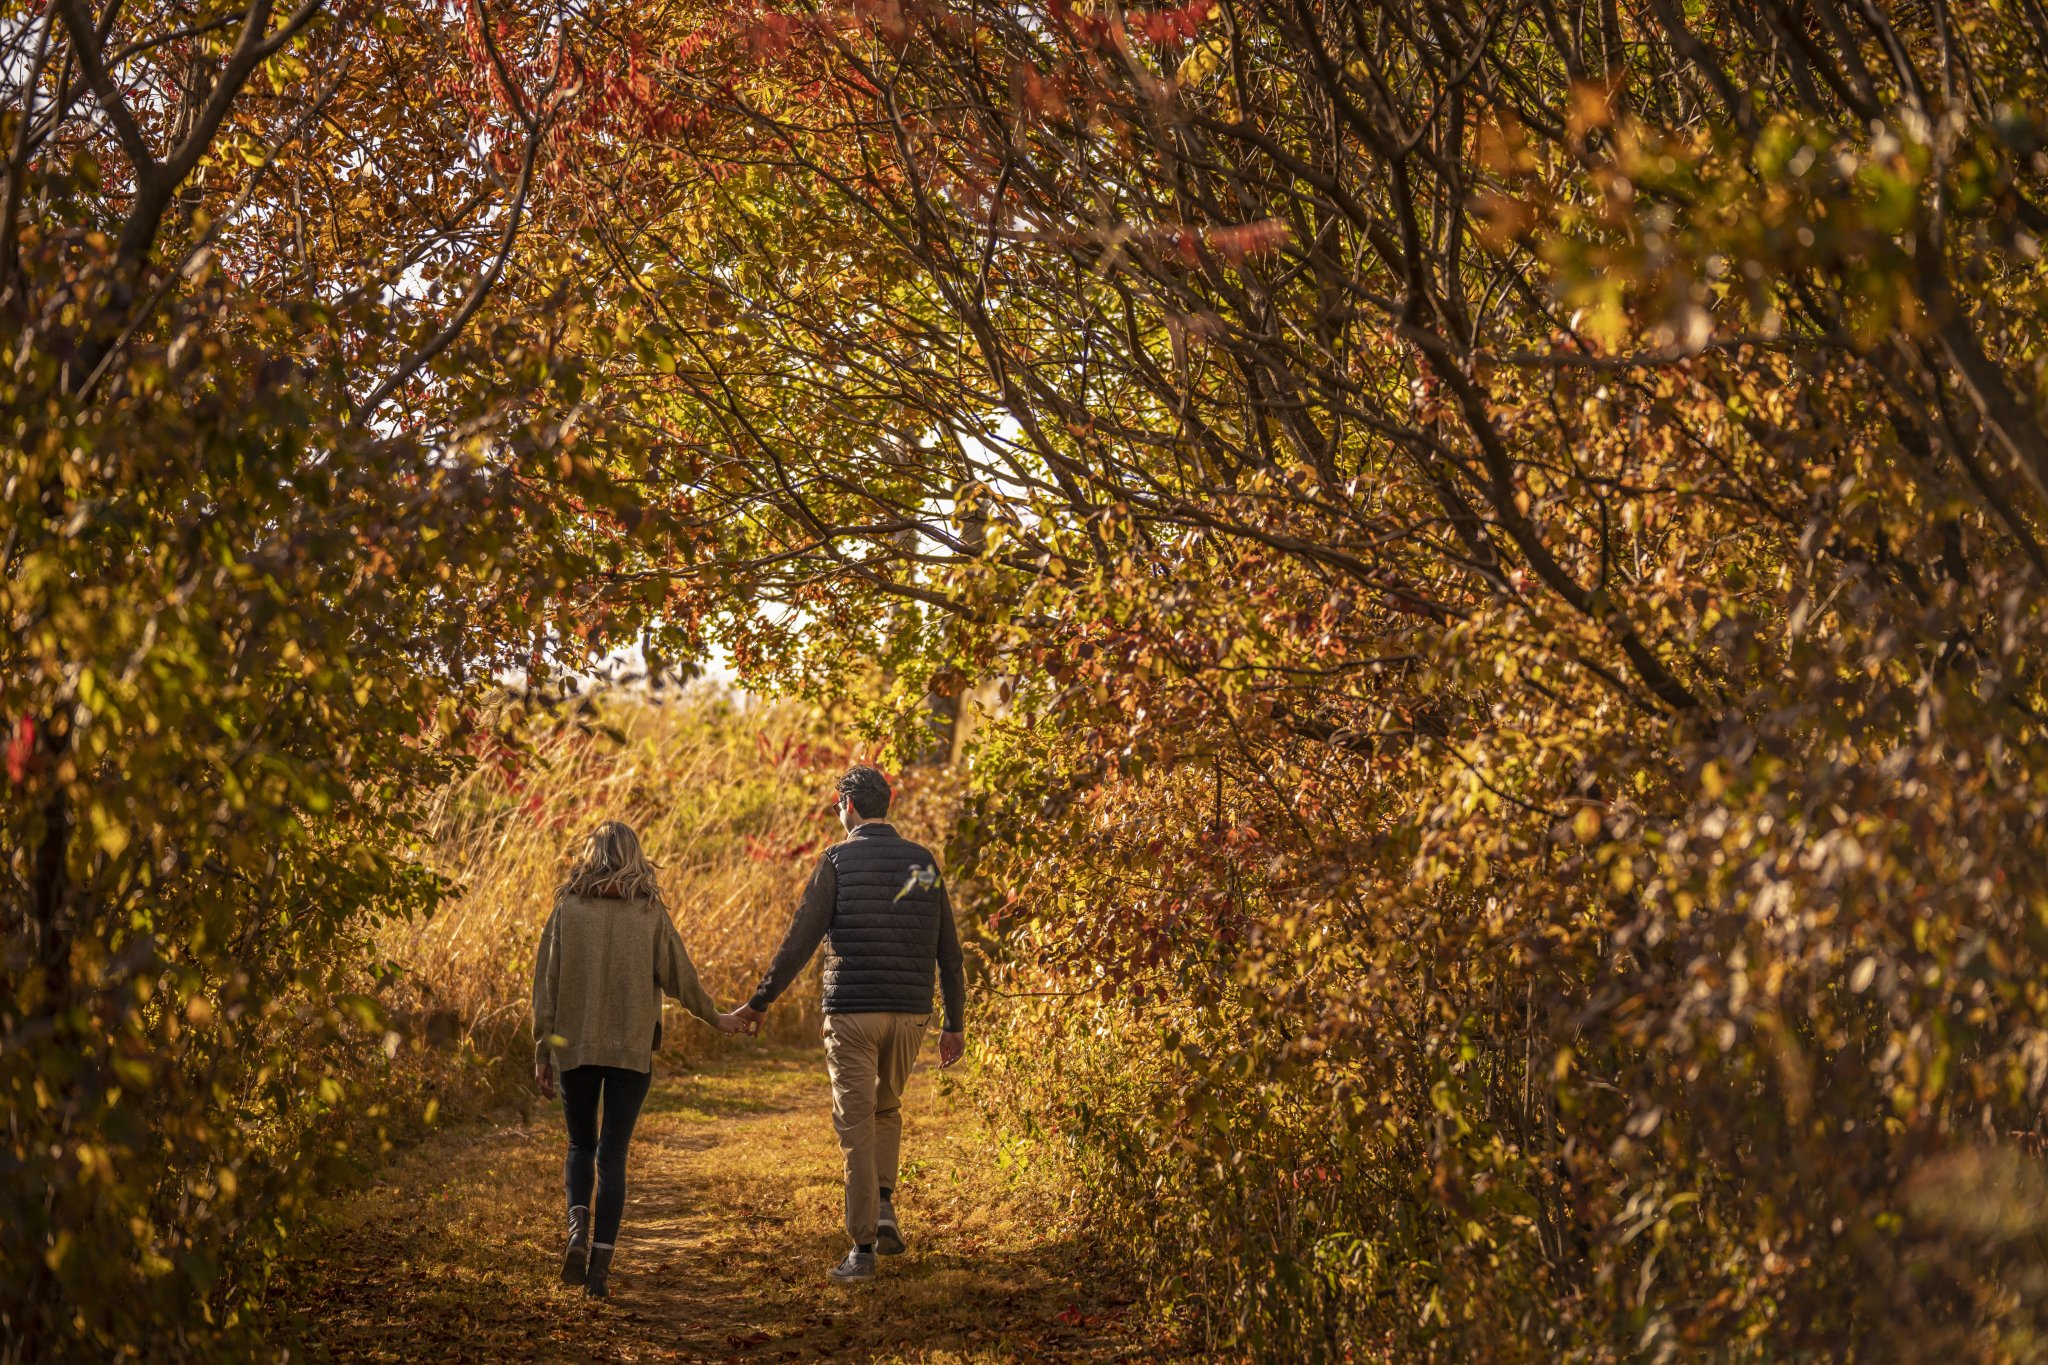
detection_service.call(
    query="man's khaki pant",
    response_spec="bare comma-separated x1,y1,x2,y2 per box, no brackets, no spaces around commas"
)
822,1011,928,1246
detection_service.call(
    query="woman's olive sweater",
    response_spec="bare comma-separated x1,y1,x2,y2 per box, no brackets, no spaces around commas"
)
530,894,721,1074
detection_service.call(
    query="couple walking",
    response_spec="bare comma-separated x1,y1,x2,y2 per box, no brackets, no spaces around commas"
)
528,764,967,1296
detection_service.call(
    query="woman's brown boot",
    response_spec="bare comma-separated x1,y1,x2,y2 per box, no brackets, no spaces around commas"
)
584,1243,615,1298
560,1206,590,1285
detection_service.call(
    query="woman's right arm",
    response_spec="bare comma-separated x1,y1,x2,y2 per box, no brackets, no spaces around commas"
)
656,915,723,1027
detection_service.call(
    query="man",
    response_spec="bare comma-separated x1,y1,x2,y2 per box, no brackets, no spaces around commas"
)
726,764,967,1283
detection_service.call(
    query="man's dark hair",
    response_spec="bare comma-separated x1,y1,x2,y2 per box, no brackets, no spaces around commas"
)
836,765,893,819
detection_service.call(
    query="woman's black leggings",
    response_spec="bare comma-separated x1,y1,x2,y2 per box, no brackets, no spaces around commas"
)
559,1065,652,1245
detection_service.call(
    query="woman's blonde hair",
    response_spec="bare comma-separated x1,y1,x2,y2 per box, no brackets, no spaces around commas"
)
555,820,665,907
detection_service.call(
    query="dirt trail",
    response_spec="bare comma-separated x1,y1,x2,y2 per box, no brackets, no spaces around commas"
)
274,1048,1171,1363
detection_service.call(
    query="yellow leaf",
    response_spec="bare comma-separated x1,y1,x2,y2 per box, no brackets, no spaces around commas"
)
91,804,131,857
1176,36,1227,87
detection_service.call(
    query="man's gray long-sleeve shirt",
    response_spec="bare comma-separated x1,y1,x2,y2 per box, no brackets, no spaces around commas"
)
748,827,967,1032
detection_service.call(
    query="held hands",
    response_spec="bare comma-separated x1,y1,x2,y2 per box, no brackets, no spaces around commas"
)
534,1060,557,1100
718,1004,766,1037
939,1030,965,1068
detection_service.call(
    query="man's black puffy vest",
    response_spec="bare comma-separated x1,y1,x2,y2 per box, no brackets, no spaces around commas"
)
821,822,946,1016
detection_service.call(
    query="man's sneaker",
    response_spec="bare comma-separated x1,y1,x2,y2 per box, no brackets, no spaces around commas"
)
560,1205,590,1285
829,1248,877,1283
875,1202,906,1256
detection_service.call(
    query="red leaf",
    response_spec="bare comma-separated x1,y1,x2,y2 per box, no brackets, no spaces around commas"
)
6,716,35,785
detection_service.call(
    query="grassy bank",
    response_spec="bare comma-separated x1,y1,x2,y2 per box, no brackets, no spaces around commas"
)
354,689,961,1116
394,692,849,1045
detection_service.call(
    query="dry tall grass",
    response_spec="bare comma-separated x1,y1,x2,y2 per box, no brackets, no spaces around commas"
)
385,689,898,1056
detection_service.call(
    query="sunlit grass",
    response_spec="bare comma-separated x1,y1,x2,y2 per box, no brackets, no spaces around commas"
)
385,690,858,1050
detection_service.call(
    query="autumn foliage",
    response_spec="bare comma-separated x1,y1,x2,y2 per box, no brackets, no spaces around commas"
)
0,1,644,1354
8,0,2048,1359
524,0,2048,1358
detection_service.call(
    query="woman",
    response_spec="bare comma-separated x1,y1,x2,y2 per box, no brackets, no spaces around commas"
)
530,820,744,1297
